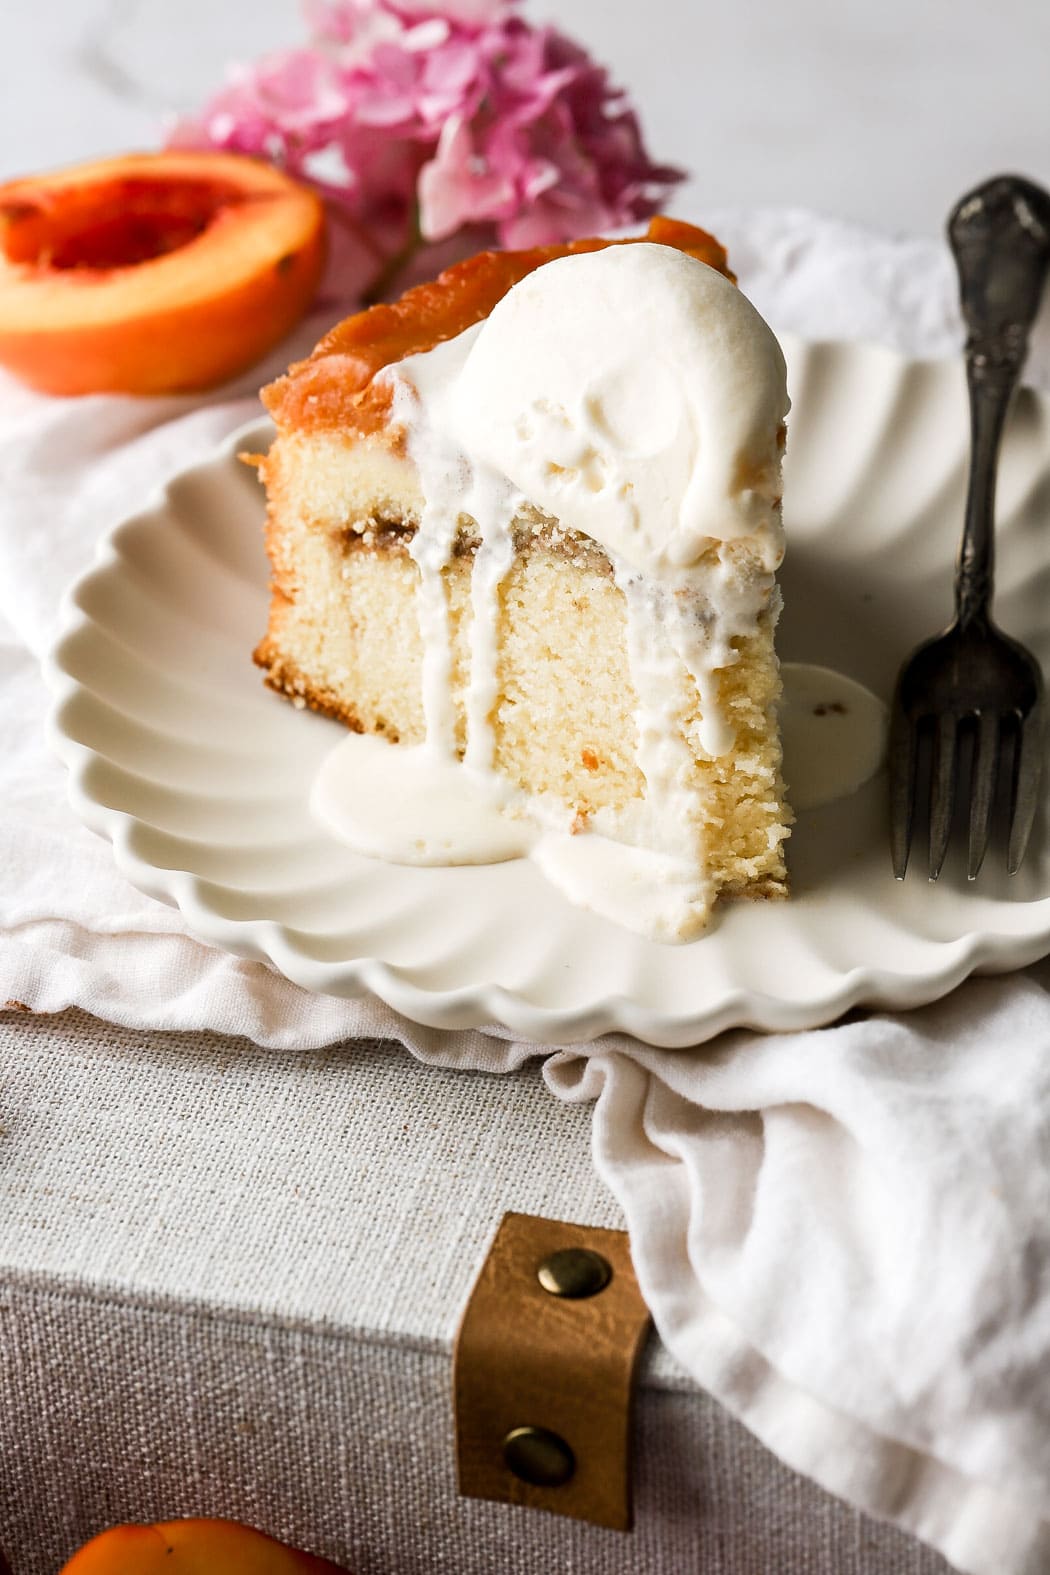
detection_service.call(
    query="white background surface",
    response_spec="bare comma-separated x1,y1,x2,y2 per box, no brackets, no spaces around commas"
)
3,0,1050,236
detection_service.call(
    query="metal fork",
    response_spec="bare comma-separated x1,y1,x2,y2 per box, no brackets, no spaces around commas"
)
889,175,1050,881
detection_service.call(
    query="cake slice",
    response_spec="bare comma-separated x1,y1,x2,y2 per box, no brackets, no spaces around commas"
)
255,217,791,942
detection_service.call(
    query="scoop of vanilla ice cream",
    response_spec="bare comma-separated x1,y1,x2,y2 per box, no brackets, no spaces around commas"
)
441,242,789,575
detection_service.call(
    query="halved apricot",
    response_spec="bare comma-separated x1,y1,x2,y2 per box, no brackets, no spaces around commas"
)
0,151,326,395
58,1517,350,1574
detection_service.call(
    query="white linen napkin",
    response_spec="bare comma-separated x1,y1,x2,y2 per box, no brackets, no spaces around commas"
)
4,206,1050,1575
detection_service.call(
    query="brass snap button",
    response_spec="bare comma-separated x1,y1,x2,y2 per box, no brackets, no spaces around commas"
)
503,1425,575,1487
537,1246,612,1299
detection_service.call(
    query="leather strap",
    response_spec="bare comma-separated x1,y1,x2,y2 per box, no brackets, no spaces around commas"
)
453,1211,651,1530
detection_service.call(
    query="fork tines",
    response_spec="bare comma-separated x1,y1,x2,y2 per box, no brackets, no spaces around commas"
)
889,698,1044,881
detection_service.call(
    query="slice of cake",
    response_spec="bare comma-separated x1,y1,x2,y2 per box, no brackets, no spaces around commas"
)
255,217,791,942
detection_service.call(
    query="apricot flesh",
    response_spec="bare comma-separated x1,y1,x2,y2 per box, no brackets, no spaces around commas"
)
58,1517,350,1574
0,152,326,395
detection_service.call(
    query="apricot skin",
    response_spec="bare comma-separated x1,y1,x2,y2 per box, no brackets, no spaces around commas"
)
57,1517,350,1574
0,152,327,396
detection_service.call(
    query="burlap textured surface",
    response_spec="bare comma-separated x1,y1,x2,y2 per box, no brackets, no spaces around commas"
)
0,1007,950,1575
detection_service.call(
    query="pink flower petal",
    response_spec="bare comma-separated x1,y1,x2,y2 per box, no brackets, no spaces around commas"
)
401,17,453,51
393,0,515,25
418,114,516,239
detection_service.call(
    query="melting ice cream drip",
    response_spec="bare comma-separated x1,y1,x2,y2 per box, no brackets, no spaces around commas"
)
614,565,709,856
404,391,463,759
462,485,516,775
392,361,525,776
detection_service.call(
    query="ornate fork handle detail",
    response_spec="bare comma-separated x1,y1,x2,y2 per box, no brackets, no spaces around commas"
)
966,321,1035,384
949,177,1050,625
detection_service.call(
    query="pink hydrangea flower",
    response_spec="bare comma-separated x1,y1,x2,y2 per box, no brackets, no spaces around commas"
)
171,0,683,290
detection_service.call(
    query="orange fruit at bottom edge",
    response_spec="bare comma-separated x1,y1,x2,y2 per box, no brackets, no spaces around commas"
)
0,150,327,395
57,1517,350,1574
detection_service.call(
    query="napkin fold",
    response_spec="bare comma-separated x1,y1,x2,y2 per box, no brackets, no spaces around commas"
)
5,207,1050,1575
549,977,1050,1575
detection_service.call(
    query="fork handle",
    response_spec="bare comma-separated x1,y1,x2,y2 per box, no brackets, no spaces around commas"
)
948,175,1050,625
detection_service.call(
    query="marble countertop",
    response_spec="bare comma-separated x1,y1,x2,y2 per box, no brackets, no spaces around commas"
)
3,0,1050,237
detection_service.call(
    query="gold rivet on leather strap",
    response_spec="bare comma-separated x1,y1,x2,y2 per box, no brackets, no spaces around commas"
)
536,1246,612,1299
502,1425,576,1487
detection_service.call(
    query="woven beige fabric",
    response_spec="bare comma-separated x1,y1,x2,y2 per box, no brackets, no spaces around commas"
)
0,1008,950,1573
3,1273,951,1575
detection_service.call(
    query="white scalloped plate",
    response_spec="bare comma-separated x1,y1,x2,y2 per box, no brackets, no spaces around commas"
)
45,336,1050,1046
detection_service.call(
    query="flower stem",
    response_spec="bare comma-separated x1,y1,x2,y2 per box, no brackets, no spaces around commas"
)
363,210,424,306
